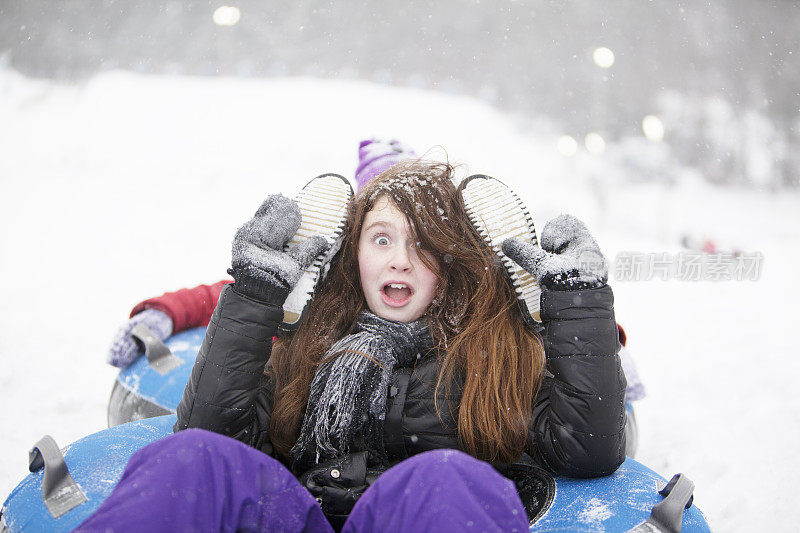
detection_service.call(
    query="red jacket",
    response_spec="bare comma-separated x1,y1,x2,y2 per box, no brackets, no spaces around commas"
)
130,280,231,332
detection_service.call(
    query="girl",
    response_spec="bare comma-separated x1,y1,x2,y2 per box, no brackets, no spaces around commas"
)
80,160,626,532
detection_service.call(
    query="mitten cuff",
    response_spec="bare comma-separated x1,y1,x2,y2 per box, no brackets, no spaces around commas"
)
228,267,290,305
539,271,604,291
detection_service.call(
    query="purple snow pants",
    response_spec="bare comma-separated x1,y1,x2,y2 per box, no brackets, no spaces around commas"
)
75,429,528,533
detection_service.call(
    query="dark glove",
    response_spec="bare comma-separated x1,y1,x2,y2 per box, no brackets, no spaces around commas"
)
502,214,607,290
107,309,173,368
230,194,329,303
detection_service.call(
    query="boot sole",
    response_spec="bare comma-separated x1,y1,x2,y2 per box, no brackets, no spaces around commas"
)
459,174,541,324
281,173,353,332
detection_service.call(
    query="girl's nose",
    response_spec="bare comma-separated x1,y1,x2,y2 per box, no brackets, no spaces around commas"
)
389,245,413,272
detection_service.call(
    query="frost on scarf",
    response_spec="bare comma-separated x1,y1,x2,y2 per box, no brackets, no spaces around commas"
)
291,311,433,468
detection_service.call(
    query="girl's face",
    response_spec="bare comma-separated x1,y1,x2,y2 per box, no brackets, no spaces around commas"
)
358,196,439,323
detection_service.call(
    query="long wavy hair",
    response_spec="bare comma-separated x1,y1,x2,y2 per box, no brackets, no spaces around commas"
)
267,161,545,464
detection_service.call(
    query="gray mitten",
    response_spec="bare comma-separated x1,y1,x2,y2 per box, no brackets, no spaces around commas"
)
502,214,608,290
230,194,329,302
107,309,173,368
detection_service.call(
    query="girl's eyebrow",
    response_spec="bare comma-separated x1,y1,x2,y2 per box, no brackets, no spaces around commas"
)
362,220,392,233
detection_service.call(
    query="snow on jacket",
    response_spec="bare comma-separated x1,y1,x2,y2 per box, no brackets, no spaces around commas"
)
173,283,627,480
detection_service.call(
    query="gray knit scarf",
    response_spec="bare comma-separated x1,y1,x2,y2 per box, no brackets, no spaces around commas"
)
290,310,433,468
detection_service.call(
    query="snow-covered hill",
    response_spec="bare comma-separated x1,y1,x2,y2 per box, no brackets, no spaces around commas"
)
1,68,798,531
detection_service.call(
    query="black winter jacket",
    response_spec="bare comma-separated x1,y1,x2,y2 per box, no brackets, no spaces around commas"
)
175,283,626,483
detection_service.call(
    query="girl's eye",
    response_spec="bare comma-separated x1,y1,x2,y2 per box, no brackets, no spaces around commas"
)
374,236,390,246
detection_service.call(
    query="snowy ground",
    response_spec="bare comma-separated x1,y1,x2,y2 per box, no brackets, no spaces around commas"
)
1,69,798,531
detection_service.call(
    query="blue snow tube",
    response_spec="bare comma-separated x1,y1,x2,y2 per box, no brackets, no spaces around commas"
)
1,415,176,533
530,460,710,531
107,326,207,426
1,415,710,533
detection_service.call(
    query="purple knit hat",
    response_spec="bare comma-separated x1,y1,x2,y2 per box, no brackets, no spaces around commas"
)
355,138,416,191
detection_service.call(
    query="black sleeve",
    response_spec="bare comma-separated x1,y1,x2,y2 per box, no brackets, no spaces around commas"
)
526,284,627,478
173,284,280,455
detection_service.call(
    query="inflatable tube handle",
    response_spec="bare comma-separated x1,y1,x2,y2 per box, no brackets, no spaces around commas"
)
629,473,695,533
131,323,184,375
28,435,88,519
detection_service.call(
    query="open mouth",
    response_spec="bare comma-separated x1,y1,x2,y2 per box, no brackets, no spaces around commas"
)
381,282,414,306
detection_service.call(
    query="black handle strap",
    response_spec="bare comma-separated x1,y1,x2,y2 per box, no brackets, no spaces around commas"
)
130,323,183,375
28,435,87,518
629,473,695,533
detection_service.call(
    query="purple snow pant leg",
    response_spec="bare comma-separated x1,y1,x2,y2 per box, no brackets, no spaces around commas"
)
74,429,333,533
342,449,529,533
